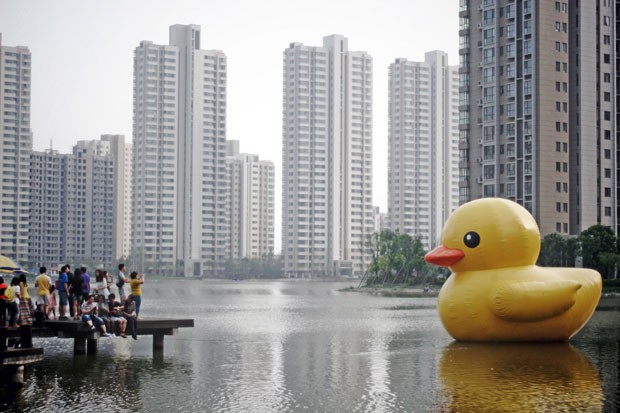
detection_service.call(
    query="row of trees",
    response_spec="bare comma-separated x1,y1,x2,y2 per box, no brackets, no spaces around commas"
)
538,224,620,279
364,224,620,288
363,230,446,287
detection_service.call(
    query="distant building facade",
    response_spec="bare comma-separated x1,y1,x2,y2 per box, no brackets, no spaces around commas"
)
387,51,459,249
101,134,131,260
282,35,373,277
459,0,618,236
132,24,228,276
0,34,32,263
226,141,275,259
29,139,115,268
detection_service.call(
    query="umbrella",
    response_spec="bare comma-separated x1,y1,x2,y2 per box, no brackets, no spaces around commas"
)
0,254,26,275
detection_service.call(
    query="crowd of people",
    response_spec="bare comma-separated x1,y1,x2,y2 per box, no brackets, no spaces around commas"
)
0,263,146,340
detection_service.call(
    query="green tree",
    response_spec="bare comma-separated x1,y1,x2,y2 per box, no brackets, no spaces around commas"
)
363,229,434,287
579,225,617,278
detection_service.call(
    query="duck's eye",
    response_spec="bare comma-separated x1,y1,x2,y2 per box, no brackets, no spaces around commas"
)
463,231,480,248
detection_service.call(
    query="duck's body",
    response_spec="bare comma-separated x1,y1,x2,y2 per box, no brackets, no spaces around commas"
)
439,265,601,341
426,198,602,342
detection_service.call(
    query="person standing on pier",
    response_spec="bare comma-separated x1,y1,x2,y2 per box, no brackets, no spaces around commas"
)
35,267,52,318
19,273,32,313
129,272,145,319
70,268,84,319
57,266,69,319
80,267,91,299
6,277,20,327
122,294,138,340
117,264,129,302
0,276,7,327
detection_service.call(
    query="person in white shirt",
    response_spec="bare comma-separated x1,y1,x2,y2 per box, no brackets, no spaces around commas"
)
6,276,21,327
80,295,112,337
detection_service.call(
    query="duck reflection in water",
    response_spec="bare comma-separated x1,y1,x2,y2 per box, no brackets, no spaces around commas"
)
437,343,603,413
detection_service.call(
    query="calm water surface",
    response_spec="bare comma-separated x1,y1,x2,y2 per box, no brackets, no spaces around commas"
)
1,279,619,412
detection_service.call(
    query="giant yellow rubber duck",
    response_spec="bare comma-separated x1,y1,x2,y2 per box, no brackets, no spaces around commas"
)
425,198,602,342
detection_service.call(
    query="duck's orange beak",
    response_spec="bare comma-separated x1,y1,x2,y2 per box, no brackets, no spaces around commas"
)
424,245,464,267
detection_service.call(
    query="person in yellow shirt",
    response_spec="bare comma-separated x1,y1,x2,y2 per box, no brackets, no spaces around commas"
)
129,272,145,319
34,266,52,317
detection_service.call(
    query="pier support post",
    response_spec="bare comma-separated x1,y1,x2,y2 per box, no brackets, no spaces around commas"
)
10,365,24,386
153,334,164,351
87,338,98,354
74,337,86,354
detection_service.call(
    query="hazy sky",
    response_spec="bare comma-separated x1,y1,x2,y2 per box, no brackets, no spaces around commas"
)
1,0,458,252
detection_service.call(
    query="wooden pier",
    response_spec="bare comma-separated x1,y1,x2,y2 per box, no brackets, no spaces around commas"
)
43,318,195,353
0,318,194,385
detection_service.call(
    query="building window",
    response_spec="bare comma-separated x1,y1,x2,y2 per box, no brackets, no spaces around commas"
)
605,187,611,197
604,73,611,83
557,222,562,232
506,24,515,38
483,67,495,83
483,28,495,45
484,106,495,121
484,184,495,197
605,168,611,178
506,182,515,196
605,130,611,140
605,207,612,217
506,103,515,118
604,54,611,64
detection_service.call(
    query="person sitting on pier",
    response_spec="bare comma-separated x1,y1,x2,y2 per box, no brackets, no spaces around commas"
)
122,294,138,340
106,293,128,338
80,294,112,337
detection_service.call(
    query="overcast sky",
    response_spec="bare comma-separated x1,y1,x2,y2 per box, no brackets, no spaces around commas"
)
1,0,458,252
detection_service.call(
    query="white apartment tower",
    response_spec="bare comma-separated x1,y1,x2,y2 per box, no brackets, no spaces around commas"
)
133,25,228,276
0,34,32,263
388,52,459,249
226,141,275,259
101,134,131,260
282,35,373,278
123,143,133,258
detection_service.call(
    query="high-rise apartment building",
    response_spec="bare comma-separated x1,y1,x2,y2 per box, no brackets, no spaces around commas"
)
282,35,373,278
101,134,131,260
0,34,32,262
226,141,275,259
29,139,115,268
132,25,228,276
388,52,459,249
460,1,618,236
569,1,617,233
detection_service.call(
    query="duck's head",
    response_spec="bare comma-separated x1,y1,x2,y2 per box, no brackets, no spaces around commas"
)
425,198,541,272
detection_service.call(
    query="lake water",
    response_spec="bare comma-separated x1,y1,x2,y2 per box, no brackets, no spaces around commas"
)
2,279,619,412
